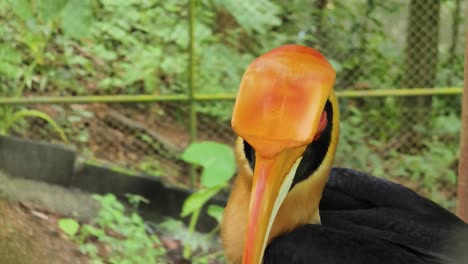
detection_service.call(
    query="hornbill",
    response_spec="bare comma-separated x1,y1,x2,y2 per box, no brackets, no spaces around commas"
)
220,44,468,264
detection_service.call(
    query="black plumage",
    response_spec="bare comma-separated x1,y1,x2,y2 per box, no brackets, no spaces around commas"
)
264,168,468,264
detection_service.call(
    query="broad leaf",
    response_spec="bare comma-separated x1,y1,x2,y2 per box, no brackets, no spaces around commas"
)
207,205,224,224
180,185,224,218
10,0,33,22
213,0,281,34
0,62,20,79
39,0,69,21
61,0,93,39
58,218,79,237
201,165,234,188
0,44,22,64
182,142,236,187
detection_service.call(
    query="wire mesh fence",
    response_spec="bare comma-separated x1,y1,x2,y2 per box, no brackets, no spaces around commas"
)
0,0,465,210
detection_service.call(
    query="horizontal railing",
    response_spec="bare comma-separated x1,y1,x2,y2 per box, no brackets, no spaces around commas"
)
0,87,463,105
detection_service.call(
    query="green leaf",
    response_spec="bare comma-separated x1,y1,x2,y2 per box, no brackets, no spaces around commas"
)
213,0,281,34
10,0,33,22
125,193,149,207
181,142,236,187
0,62,20,79
207,205,224,224
67,115,81,122
61,0,93,38
6,109,69,143
329,58,343,72
58,218,79,237
0,44,22,64
39,0,69,21
201,164,234,188
180,185,224,218
81,224,106,239
77,130,89,142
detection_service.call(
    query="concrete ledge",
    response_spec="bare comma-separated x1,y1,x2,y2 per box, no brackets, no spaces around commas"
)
0,135,75,186
0,135,226,231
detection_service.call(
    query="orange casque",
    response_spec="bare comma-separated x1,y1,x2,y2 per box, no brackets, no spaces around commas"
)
231,44,336,159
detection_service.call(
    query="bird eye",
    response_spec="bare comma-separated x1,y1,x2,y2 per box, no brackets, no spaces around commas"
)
243,139,256,170
290,100,333,190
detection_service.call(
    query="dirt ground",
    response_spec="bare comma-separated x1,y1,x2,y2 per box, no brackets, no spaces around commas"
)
0,172,221,264
0,200,88,264
0,172,96,264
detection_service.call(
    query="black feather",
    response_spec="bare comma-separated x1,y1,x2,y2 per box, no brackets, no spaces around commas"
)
263,168,468,264
290,100,334,190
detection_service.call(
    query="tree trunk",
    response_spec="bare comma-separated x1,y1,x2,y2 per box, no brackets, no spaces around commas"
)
400,0,441,152
456,18,468,222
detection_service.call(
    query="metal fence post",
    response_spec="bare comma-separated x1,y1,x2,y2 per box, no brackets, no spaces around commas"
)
188,0,197,189
456,18,468,222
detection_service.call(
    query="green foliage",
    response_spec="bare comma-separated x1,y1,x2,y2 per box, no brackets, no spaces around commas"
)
124,193,150,210
181,185,224,218
76,194,167,264
180,141,236,259
206,205,224,224
138,158,165,177
0,0,463,123
213,0,281,34
182,141,236,187
61,0,94,39
396,141,458,188
156,218,227,264
0,109,69,142
336,97,460,210
58,218,80,237
0,74,68,142
0,0,462,213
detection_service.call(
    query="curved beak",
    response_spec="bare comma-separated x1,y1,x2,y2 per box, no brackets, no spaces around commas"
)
242,147,305,264
231,45,336,264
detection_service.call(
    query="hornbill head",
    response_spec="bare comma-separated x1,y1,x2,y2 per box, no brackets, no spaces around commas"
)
221,44,340,264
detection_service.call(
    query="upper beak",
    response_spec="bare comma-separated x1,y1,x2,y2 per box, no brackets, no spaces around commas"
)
230,44,336,264
242,147,306,264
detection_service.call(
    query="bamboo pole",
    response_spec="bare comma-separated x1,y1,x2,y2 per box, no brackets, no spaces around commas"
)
0,94,189,104
187,0,197,189
0,87,463,105
456,19,468,222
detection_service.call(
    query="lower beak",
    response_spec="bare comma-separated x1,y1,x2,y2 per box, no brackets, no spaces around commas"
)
242,147,305,264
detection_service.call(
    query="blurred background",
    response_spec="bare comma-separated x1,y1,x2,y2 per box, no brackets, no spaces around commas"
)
0,0,466,262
